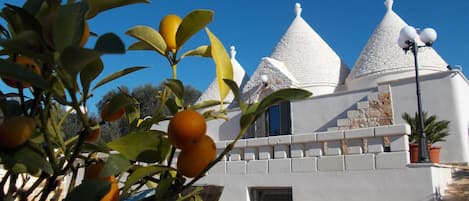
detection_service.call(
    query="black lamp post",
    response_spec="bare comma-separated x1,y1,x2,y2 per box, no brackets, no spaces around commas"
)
398,26,437,163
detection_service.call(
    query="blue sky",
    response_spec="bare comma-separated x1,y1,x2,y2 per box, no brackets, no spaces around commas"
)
0,0,468,114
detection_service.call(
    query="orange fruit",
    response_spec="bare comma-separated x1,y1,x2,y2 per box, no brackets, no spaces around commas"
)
80,21,90,47
177,135,216,178
100,102,125,122
2,56,41,88
168,110,206,149
0,116,36,148
159,14,182,52
84,162,119,201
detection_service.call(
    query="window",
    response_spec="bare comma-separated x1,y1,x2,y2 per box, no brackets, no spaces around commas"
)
266,101,291,136
249,187,292,201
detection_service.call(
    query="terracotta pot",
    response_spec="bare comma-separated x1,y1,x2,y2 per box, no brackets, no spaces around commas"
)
409,143,441,163
429,146,441,163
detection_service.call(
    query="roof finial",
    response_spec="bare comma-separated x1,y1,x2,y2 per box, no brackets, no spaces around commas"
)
230,46,236,59
295,3,302,16
385,0,394,11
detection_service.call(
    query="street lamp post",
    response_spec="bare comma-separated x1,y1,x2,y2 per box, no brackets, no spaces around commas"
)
398,26,437,163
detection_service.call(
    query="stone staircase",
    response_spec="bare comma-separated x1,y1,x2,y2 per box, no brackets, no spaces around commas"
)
442,166,469,201
328,84,394,131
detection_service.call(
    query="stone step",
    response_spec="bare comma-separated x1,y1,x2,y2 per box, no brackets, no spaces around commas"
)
442,167,469,201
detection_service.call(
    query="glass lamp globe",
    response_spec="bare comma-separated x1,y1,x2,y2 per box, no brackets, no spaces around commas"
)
397,36,409,49
399,26,418,42
420,28,437,45
260,74,269,83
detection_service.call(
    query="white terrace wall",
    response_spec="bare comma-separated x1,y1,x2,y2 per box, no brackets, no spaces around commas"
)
195,124,453,201
292,71,469,163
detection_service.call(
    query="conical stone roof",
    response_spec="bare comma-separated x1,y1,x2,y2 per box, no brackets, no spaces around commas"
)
346,0,447,89
196,46,249,109
269,3,349,95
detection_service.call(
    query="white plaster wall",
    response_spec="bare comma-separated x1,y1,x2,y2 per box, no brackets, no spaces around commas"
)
291,88,376,133
390,71,469,163
198,166,452,201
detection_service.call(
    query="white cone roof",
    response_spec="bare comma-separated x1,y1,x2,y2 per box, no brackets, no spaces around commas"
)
346,0,447,89
196,46,249,108
268,3,349,95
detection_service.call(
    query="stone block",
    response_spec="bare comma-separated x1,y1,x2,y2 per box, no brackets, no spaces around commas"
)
259,146,272,160
357,101,369,109
274,144,289,159
269,159,291,173
244,147,256,161
229,148,243,161
305,142,322,157
209,161,226,175
375,152,409,169
367,93,379,102
292,157,318,173
317,130,344,141
378,84,391,92
367,137,384,153
344,127,374,139
345,154,375,171
227,161,246,175
327,127,338,131
337,118,350,127
347,110,360,118
246,137,269,147
247,160,268,174
268,135,291,145
291,133,316,143
318,155,345,171
375,124,411,137
325,141,342,156
290,144,304,158
347,139,363,154
390,135,409,152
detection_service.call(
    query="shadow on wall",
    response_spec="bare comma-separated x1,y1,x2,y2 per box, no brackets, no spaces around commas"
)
316,96,368,132
219,112,243,141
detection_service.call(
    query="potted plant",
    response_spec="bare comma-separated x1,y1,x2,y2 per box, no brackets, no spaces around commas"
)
402,111,450,163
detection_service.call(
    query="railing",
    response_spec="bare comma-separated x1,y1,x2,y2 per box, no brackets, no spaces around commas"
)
205,124,411,175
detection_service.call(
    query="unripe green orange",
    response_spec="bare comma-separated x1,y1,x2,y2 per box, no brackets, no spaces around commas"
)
0,116,36,148
159,14,182,52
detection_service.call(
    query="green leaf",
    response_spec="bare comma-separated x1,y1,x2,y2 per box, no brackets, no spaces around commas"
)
180,45,212,59
126,25,166,56
22,0,45,16
80,58,103,99
106,92,138,118
53,2,88,51
0,31,50,61
189,100,228,111
165,97,179,115
256,88,312,114
240,113,256,133
107,130,168,161
93,66,148,90
223,79,246,113
61,46,102,79
176,10,214,51
5,4,42,34
164,79,184,100
128,41,154,51
122,165,169,194
100,153,131,178
50,75,68,105
0,59,50,90
64,180,110,201
125,99,141,127
94,33,125,54
206,28,234,103
13,145,53,175
85,0,149,19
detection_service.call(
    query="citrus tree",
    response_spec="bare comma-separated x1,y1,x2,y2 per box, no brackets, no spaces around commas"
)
0,1,312,200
